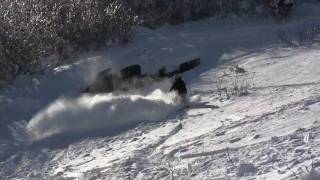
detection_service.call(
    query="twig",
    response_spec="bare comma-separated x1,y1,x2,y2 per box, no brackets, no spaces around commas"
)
226,147,236,168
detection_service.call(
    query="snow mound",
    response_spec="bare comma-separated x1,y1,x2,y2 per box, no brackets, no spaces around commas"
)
27,89,181,140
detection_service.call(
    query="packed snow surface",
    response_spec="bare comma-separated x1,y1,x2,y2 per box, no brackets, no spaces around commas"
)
1,1,320,180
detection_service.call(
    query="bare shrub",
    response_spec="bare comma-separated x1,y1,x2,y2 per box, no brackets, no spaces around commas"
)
215,73,231,100
277,22,320,47
126,0,287,28
232,73,252,96
277,29,299,47
0,0,137,84
297,23,320,45
215,66,253,100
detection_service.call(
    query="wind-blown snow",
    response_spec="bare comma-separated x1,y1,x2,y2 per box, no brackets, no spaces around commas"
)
27,89,181,140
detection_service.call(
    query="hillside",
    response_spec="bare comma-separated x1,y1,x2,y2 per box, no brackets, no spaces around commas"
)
1,1,320,179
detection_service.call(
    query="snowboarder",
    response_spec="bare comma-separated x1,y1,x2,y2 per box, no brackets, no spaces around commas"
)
120,64,142,79
170,76,188,102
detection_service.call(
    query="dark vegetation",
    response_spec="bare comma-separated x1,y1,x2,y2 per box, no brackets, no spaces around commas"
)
0,0,137,84
0,0,295,85
127,0,295,28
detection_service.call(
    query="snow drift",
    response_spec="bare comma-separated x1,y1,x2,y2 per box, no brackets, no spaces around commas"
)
27,89,181,140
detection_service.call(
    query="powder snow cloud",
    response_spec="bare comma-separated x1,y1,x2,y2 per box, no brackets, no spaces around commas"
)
27,89,181,140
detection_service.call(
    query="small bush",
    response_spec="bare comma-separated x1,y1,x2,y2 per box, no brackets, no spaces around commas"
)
215,66,253,100
277,22,320,47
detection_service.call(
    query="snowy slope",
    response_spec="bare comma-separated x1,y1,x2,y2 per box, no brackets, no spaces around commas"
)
1,1,320,180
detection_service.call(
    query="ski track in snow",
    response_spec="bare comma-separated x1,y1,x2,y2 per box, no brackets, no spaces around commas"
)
1,1,320,180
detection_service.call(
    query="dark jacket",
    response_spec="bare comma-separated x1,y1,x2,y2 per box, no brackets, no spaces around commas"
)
170,77,187,95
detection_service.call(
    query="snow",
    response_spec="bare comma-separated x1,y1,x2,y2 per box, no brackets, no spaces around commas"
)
27,89,181,140
1,1,320,179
